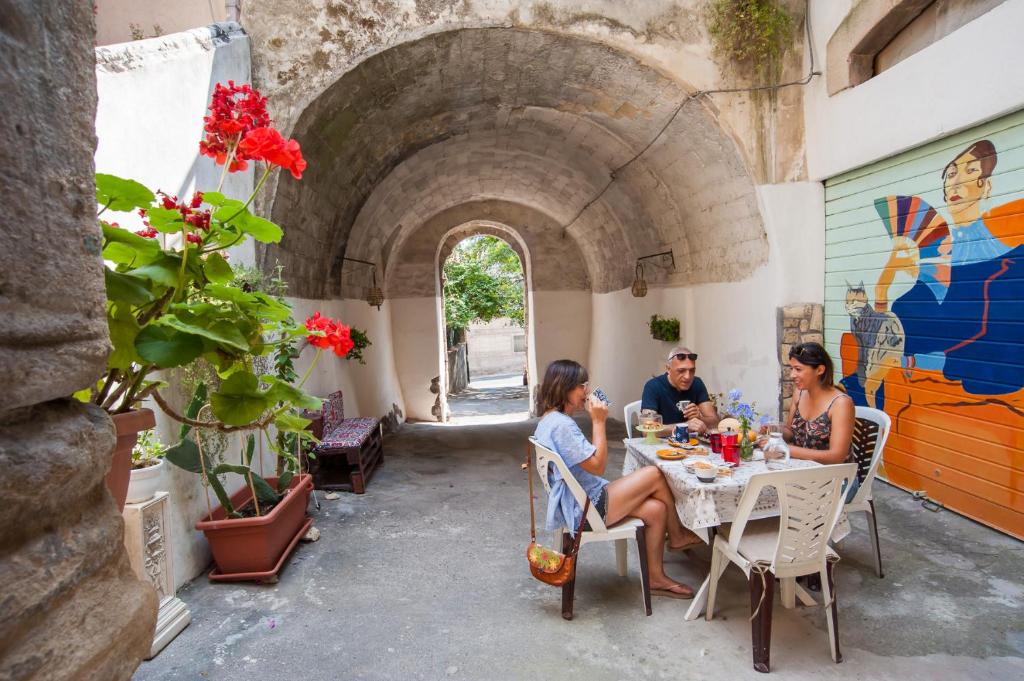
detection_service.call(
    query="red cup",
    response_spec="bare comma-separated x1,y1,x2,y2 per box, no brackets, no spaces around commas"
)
709,431,722,454
722,445,740,465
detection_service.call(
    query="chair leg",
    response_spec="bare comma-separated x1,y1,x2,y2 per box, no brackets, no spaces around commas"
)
823,561,843,663
705,547,722,621
867,500,884,578
561,532,576,620
635,526,652,616
615,538,628,577
749,570,775,673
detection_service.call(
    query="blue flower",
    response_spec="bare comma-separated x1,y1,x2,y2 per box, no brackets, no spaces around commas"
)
728,388,742,402
759,414,772,426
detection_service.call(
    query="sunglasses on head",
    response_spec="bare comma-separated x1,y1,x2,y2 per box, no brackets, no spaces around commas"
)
670,353,698,362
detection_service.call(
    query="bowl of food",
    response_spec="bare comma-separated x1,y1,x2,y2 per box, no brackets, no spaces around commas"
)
695,464,717,483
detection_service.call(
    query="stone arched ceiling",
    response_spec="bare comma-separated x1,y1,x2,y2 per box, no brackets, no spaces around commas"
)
387,201,590,300
262,27,765,299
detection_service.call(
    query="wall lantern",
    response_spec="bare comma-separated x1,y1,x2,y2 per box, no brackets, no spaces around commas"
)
343,257,384,311
631,250,675,298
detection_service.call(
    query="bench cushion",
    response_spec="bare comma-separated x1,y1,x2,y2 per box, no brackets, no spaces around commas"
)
317,417,379,450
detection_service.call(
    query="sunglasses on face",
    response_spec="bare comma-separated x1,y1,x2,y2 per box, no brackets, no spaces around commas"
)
670,353,698,362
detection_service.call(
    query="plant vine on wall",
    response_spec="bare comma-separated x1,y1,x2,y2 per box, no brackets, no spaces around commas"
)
704,0,794,85
649,315,681,343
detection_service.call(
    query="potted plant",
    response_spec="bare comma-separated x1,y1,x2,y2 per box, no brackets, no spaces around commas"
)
80,82,353,578
649,314,680,342
126,428,166,504
716,389,771,461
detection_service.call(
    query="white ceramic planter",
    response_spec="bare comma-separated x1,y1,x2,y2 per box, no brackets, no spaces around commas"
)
126,458,165,504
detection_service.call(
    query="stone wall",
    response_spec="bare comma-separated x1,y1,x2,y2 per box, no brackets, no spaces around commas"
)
776,303,824,416
0,2,157,679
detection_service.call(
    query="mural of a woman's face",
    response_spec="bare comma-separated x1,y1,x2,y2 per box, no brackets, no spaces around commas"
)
943,151,991,225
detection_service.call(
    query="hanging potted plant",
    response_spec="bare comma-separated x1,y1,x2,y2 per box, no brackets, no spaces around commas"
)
649,314,681,342
80,82,351,579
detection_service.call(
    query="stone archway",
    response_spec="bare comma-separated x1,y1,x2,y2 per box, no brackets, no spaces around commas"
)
434,222,534,422
254,25,768,420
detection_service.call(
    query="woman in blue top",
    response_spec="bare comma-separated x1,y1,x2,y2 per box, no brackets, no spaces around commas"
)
533,359,699,599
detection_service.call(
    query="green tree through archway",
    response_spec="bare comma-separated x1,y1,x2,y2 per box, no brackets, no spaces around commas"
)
442,235,524,346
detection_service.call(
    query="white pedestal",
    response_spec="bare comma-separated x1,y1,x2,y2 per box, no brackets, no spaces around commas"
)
123,491,191,658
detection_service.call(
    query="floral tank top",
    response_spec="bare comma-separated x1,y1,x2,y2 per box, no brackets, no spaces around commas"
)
792,391,852,451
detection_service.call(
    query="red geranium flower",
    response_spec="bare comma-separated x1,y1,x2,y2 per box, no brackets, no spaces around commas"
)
135,227,158,238
305,312,354,357
199,81,271,172
238,127,307,180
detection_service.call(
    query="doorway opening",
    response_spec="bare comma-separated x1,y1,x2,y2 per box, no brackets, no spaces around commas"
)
440,234,530,424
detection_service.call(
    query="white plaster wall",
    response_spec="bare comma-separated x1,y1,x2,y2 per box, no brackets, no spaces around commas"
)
805,0,1024,180
532,290,592,383
587,181,824,422
287,298,406,423
391,297,444,421
94,24,260,588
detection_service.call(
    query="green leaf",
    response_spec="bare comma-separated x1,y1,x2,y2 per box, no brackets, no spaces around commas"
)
262,376,322,410
204,283,257,305
104,268,154,304
158,314,251,352
209,371,271,425
249,292,293,321
236,212,283,244
201,191,227,207
274,411,312,433
211,463,253,477
250,473,279,505
96,173,155,213
72,387,92,402
245,433,256,466
180,383,208,440
212,201,248,224
164,438,211,474
102,224,161,265
135,324,204,368
277,470,295,493
107,305,142,370
203,252,233,284
128,254,182,288
145,206,186,234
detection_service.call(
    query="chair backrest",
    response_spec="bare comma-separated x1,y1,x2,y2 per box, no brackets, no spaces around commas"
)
729,463,856,577
850,406,890,505
529,436,608,533
322,390,345,434
623,400,642,439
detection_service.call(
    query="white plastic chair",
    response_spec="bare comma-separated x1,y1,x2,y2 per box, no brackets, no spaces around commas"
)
529,436,650,620
706,463,857,673
623,400,642,439
846,406,891,578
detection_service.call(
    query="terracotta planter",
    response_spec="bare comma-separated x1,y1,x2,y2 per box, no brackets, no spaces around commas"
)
126,458,165,504
196,474,313,582
105,408,156,512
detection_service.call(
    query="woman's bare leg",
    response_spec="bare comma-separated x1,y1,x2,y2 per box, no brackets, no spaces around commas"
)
622,498,692,594
605,466,698,548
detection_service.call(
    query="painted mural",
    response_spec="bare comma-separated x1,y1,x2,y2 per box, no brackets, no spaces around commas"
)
825,111,1024,539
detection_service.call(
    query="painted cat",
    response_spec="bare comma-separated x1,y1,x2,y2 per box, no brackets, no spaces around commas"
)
845,283,906,408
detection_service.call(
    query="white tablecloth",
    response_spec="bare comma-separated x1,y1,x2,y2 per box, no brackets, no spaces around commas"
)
622,438,850,542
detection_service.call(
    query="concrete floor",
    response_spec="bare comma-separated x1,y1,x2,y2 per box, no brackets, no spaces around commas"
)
134,417,1024,681
447,373,529,424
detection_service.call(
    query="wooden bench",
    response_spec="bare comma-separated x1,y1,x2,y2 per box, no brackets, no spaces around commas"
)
304,391,384,494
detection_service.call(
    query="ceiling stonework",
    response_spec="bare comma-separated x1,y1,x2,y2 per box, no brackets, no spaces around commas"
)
260,27,766,298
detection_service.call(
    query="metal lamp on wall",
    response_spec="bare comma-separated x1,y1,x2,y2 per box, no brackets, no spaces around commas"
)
631,250,675,298
343,257,384,310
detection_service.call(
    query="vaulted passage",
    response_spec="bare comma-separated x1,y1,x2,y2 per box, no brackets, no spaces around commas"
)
261,27,766,301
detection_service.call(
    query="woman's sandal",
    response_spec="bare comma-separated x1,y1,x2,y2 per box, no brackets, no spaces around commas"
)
650,583,694,600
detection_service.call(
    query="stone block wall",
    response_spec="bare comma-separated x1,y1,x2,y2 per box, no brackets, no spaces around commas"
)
0,2,157,679
776,303,824,416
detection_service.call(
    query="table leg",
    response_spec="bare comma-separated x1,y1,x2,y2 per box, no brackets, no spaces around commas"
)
684,526,721,621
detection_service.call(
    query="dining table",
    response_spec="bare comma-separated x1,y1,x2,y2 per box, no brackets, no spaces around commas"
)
622,436,850,621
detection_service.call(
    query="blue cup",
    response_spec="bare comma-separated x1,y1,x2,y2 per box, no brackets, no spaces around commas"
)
673,425,688,441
